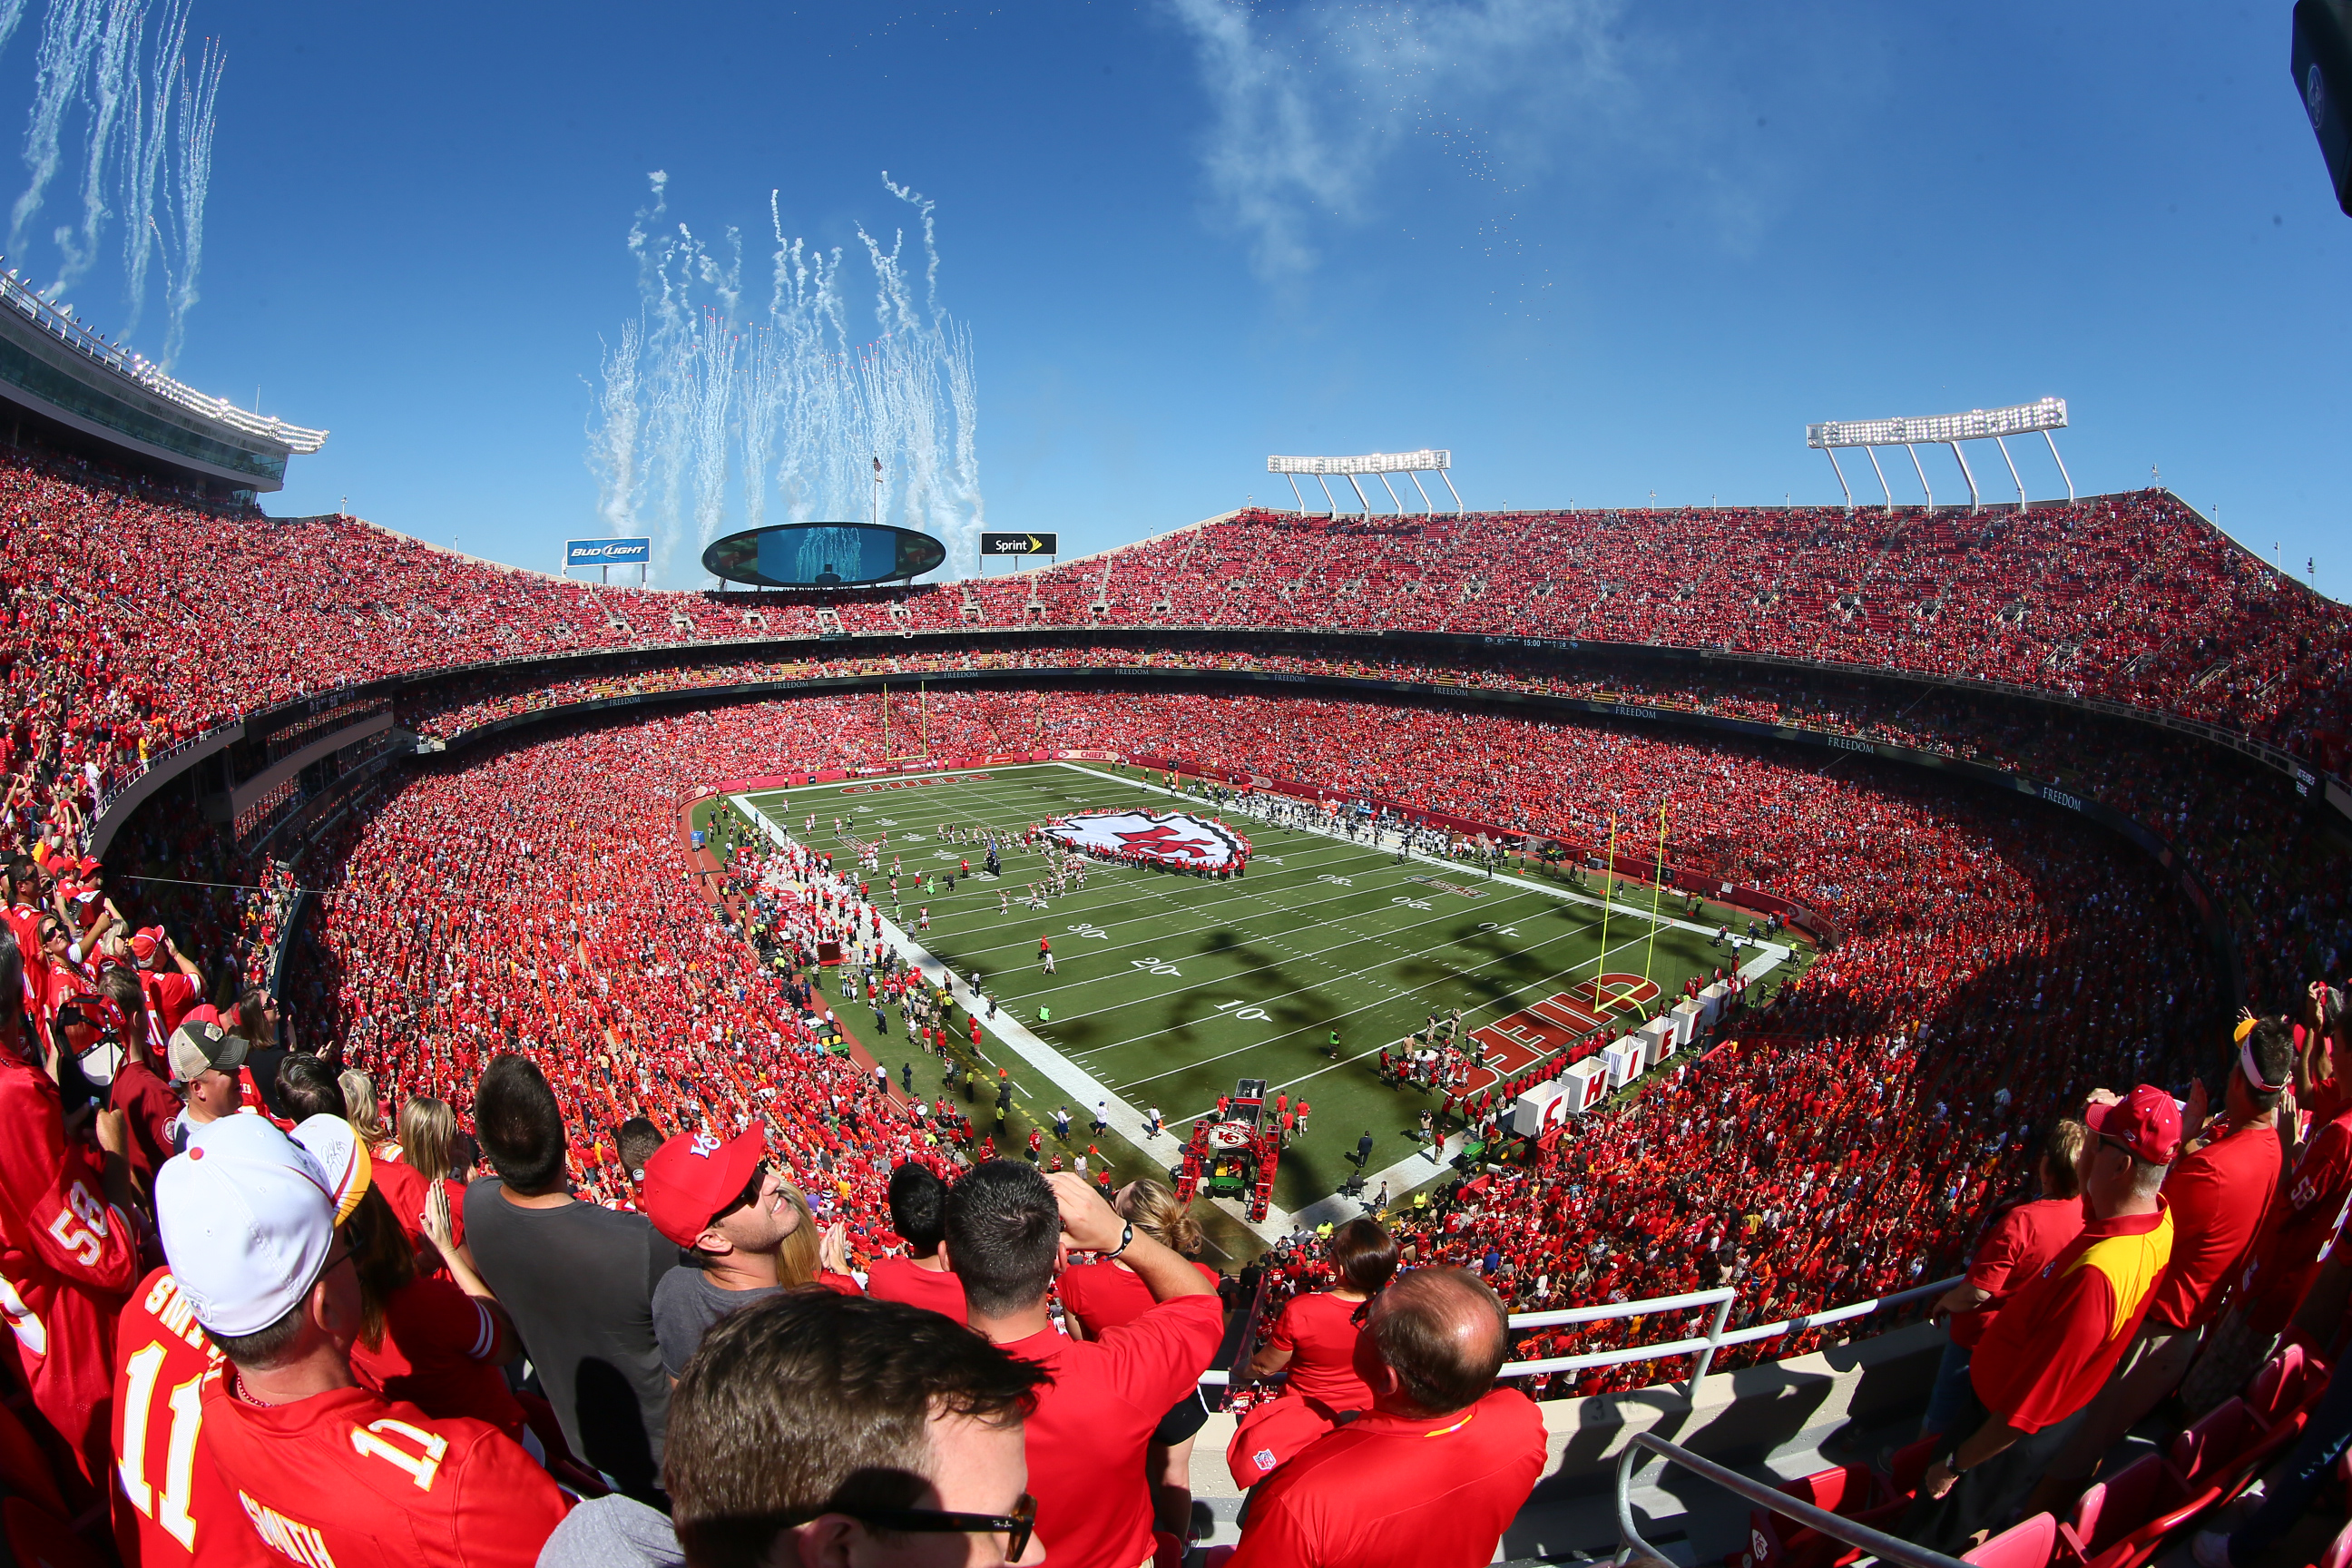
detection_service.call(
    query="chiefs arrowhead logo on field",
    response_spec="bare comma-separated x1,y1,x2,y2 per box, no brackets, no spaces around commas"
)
1043,809,1251,869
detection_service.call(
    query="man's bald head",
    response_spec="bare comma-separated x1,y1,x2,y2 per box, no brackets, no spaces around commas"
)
1367,1267,1510,1416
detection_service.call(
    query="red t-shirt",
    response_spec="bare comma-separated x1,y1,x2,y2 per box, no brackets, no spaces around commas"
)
140,971,202,1044
370,1157,432,1245
111,1268,269,1568
2240,1108,2352,1333
110,1059,182,1190
1950,1197,2085,1349
1970,1201,2173,1434
200,1377,570,1568
0,1051,138,1480
1001,1294,1223,1568
1266,1292,1377,1409
348,1275,524,1443
2148,1117,2284,1330
863,1257,968,1319
1228,1389,1547,1568
1059,1258,1220,1337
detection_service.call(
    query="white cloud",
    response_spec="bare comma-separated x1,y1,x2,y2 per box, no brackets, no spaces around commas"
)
1164,0,1628,276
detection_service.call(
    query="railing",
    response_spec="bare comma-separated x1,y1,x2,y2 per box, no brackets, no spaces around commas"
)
1615,1430,1965,1568
1198,1273,1960,1405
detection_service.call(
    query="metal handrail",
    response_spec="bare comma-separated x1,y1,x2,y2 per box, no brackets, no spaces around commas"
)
1196,1274,1960,1400
1615,1430,1966,1568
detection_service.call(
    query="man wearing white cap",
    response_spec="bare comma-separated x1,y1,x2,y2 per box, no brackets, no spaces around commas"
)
155,1115,569,1568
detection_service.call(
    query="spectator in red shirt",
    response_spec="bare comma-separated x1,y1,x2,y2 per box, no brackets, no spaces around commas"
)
283,1114,528,1446
1229,1267,1545,1568
2035,1022,2292,1509
1908,1084,2179,1553
948,1162,1222,1568
155,1113,570,1568
1920,1120,2086,1440
864,1162,968,1320
1232,1217,1403,1488
661,1289,1045,1568
1057,1179,1222,1534
0,925,138,1485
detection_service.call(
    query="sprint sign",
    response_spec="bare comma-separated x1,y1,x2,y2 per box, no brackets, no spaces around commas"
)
1043,809,1251,869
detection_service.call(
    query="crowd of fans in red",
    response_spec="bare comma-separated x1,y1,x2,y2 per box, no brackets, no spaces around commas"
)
3,447,2351,1568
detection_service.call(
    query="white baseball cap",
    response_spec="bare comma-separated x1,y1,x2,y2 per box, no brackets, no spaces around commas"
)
287,1115,374,1226
154,1115,337,1338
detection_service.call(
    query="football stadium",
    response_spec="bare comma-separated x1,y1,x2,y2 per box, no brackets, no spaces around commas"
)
7,9,2352,1568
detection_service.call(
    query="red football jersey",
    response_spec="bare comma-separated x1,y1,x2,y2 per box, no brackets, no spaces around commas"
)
0,1050,137,1480
111,1268,269,1568
200,1377,570,1568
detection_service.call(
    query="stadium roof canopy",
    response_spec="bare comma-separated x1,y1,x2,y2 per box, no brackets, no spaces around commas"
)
0,267,326,495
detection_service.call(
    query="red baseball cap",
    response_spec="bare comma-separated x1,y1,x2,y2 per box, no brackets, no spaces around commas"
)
130,926,166,965
2086,1083,2181,1166
641,1127,766,1248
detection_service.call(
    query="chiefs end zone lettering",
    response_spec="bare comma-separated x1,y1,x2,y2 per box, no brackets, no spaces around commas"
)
1043,809,1251,869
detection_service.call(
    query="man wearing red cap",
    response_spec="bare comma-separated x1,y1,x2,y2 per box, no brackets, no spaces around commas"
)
1909,1083,2178,1552
130,926,205,1051
2031,1022,2294,1513
644,1127,805,1378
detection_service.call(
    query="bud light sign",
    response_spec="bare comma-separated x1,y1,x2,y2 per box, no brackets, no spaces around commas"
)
566,537,652,567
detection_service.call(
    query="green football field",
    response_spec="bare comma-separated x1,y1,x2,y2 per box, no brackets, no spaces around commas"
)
731,762,1804,1233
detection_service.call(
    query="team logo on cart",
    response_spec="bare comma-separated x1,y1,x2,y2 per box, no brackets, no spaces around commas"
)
1042,809,1252,869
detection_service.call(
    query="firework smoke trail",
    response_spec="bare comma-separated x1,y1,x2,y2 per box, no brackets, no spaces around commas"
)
157,27,219,370
586,318,642,534
687,309,738,557
0,0,32,61
50,0,143,296
12,0,105,257
590,173,983,584
115,0,181,337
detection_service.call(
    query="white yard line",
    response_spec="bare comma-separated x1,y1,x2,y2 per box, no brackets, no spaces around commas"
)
730,763,1800,1240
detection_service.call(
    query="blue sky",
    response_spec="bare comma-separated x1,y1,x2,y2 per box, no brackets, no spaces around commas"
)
5,1,2346,594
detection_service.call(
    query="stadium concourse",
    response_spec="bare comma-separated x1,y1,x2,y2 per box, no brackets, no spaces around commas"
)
0,445,2344,1568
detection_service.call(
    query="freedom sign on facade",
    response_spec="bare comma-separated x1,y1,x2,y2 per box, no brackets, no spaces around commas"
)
1042,809,1251,870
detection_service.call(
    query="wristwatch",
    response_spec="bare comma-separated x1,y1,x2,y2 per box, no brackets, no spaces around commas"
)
1104,1221,1134,1259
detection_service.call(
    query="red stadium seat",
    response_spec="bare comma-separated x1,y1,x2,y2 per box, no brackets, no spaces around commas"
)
1965,1512,2057,1568
1736,1464,1891,1568
2247,1346,2305,1426
2170,1399,2269,1489
2056,1453,2191,1568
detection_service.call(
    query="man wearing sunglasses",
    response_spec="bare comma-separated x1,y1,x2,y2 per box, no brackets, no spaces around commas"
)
1908,1083,2178,1552
156,1114,571,1568
644,1127,807,1378
662,1289,1046,1568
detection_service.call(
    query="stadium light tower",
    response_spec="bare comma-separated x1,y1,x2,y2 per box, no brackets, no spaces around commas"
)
1806,398,2070,515
1268,450,1461,515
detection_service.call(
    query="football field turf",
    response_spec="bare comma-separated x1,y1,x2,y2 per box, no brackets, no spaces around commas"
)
733,763,1802,1232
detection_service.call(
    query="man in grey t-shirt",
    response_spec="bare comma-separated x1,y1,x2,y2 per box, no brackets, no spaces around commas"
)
640,1124,802,1377
465,1056,676,1501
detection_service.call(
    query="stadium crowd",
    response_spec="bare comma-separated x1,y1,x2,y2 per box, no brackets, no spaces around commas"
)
2,443,2347,894
0,446,2347,1565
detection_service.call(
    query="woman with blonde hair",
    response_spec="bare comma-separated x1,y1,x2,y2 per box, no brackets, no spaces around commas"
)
1058,1179,1223,1537
340,1067,399,1159
397,1094,473,1261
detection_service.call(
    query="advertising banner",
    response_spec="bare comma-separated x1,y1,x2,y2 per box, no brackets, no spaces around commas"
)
565,537,652,567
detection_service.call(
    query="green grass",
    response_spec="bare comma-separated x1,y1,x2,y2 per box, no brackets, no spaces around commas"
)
727,763,1805,1230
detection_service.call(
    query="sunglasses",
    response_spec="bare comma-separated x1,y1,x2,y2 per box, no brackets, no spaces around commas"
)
707,1166,769,1231
820,1494,1035,1561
